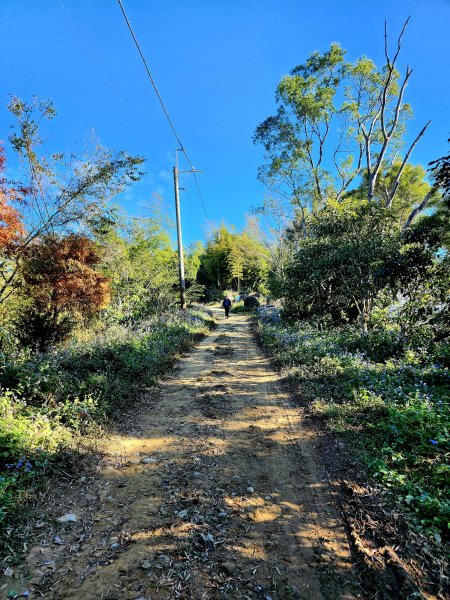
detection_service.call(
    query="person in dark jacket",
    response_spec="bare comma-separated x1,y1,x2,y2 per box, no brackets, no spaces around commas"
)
222,296,232,318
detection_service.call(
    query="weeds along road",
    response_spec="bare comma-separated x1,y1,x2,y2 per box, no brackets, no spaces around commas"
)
11,310,358,599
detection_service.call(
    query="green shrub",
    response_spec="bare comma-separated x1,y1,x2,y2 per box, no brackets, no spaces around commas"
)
0,307,215,528
257,318,450,538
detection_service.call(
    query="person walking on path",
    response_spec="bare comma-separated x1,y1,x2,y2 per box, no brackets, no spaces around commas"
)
222,296,232,318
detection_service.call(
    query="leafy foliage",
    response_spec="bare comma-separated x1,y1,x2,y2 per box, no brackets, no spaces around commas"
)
15,234,110,349
283,184,448,330
253,31,424,222
0,144,25,250
96,213,179,321
0,97,144,305
284,200,402,327
257,318,449,538
198,224,269,296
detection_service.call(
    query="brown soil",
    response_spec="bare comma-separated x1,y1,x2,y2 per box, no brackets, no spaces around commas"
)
3,311,367,598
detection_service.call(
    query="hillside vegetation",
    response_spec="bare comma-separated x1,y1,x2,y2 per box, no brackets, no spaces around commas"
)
251,23,449,546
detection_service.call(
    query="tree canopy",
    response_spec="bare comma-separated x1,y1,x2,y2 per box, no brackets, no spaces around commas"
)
197,224,269,296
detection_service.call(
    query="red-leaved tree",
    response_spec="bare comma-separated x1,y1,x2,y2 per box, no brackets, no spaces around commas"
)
0,144,24,251
17,234,110,349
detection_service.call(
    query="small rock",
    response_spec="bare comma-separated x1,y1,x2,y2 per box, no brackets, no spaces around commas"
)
193,457,201,464
57,513,77,523
246,486,255,494
217,511,227,518
177,509,189,519
142,457,158,464
199,532,215,547
53,535,64,545
264,495,272,501
129,458,141,465
192,471,203,478
110,542,120,550
3,566,14,576
221,561,236,575
141,560,152,569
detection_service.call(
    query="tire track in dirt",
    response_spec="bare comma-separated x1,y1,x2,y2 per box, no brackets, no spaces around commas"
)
7,310,358,599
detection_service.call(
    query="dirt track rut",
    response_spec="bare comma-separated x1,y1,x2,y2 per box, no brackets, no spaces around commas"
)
9,310,358,599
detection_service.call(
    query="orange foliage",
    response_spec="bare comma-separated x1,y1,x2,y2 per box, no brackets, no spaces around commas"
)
0,144,24,249
22,234,110,318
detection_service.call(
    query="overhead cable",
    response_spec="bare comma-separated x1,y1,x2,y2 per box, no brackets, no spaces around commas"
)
116,0,208,218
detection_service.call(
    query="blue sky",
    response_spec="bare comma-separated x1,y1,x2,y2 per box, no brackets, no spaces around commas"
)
1,0,449,246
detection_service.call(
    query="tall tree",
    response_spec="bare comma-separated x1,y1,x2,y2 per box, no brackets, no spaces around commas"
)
254,19,434,229
0,97,144,304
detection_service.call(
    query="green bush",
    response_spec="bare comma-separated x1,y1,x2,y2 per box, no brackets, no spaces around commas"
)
0,391,72,525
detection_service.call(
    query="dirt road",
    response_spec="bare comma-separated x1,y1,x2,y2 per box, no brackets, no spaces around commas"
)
10,310,358,599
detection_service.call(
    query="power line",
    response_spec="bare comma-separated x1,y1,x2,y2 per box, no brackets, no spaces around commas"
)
116,0,208,218
193,171,207,217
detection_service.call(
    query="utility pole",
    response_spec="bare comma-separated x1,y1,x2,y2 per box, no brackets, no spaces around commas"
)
173,152,186,310
173,151,204,311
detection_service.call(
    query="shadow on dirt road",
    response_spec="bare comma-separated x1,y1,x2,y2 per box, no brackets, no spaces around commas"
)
6,310,361,599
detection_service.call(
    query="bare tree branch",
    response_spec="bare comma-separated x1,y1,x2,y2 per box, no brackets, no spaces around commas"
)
386,120,432,207
402,186,437,229
369,17,412,201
